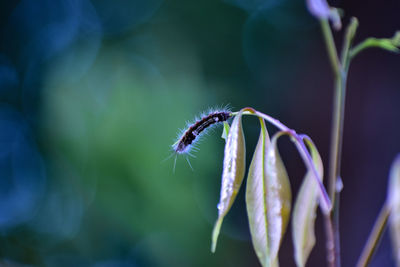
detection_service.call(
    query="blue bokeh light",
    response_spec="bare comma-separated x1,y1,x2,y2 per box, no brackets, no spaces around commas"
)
0,106,46,229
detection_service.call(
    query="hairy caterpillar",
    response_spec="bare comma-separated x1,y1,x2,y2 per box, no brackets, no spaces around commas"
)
170,108,232,171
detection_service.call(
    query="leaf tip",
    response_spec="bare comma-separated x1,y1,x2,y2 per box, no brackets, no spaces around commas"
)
211,218,223,253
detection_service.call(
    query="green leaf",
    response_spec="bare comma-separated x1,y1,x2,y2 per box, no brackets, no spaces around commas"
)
221,121,230,141
350,31,400,58
292,137,323,267
246,127,291,267
264,131,292,263
246,119,272,266
387,154,400,265
212,110,246,252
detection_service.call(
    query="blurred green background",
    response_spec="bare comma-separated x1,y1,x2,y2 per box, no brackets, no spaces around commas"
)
0,0,399,266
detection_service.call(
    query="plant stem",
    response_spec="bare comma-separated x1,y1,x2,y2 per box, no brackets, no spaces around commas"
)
356,203,390,267
324,216,337,266
326,60,348,267
328,73,346,204
320,17,356,267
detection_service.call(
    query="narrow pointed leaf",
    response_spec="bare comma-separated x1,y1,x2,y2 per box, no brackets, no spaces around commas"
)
292,137,323,267
212,110,246,252
265,132,292,262
246,128,291,267
246,119,271,266
387,154,400,265
221,121,230,141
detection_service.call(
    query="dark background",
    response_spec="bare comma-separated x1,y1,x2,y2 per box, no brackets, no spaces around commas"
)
0,0,399,266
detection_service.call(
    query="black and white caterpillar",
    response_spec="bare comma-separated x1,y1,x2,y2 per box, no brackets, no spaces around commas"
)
173,109,231,155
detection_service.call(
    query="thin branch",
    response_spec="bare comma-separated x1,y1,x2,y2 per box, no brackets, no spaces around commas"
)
356,203,390,267
320,19,341,76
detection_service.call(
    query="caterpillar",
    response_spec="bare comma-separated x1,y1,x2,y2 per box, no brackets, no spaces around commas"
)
170,108,232,171
173,110,231,154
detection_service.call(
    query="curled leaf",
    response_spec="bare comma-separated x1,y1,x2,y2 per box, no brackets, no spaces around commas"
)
212,110,246,252
388,154,400,265
292,137,323,267
246,127,291,267
350,31,400,59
